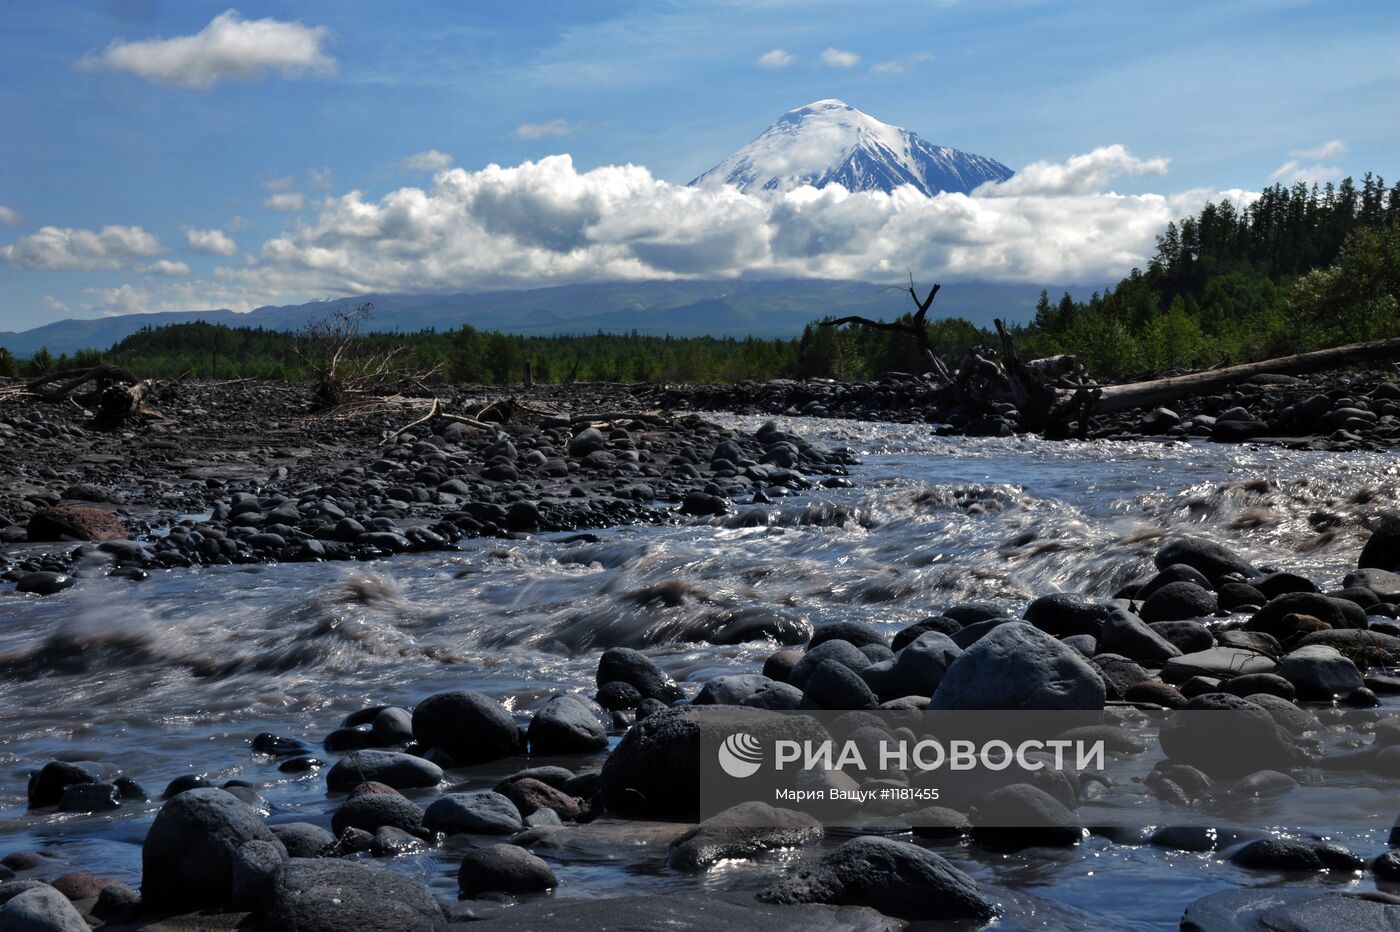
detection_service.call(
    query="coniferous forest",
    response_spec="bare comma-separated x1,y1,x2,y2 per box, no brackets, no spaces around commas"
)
4,174,1398,386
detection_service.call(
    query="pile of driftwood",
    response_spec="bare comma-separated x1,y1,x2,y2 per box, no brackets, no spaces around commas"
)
20,365,159,424
823,280,1400,437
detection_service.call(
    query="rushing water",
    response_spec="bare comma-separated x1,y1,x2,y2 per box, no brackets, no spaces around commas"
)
4,416,1400,929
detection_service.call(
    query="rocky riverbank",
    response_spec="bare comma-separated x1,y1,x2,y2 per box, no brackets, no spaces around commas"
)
663,365,1400,449
0,379,855,594
8,524,1400,928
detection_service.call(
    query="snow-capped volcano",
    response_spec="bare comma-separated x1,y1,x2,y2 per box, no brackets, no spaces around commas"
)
691,99,1013,196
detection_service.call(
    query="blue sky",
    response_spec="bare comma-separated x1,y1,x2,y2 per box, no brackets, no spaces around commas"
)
2,0,1397,330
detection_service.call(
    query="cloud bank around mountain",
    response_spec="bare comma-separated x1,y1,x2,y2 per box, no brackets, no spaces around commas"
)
6,146,1252,316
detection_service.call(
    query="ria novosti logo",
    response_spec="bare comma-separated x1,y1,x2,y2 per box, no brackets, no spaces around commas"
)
718,732,764,778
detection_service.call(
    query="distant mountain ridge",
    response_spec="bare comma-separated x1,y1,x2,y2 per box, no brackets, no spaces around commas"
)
691,99,1013,196
0,279,1094,356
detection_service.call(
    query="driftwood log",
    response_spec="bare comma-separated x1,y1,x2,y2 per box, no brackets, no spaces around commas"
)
1093,334,1400,415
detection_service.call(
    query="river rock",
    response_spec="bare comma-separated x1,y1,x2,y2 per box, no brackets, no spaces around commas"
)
27,760,109,808
808,621,885,649
141,787,279,911
1221,673,1296,700
527,695,607,753
1181,887,1400,932
739,681,805,711
931,622,1105,711
693,674,773,706
788,640,871,689
1161,647,1276,683
1140,582,1218,622
1229,837,1364,872
411,691,521,765
1344,567,1400,601
1097,609,1182,664
968,783,1082,850
1023,592,1109,637
458,844,557,898
423,791,523,835
495,777,582,822
1276,644,1364,699
668,801,823,870
326,750,443,792
270,822,335,858
330,793,425,838
265,858,447,931
1138,564,1214,600
600,706,827,816
1247,591,1367,635
0,885,89,932
801,660,878,710
1158,694,1298,779
1091,654,1152,698
758,835,994,922
1150,620,1215,653
859,631,961,701
1360,519,1400,572
14,572,75,595
1155,537,1256,583
27,505,126,542
595,647,683,702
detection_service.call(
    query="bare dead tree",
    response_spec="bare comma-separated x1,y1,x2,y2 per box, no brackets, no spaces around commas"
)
819,275,950,378
293,303,439,412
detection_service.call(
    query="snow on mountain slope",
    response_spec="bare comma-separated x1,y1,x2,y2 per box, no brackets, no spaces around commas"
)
691,99,1013,196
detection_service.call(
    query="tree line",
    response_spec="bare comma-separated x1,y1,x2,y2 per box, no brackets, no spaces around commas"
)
3,173,1398,386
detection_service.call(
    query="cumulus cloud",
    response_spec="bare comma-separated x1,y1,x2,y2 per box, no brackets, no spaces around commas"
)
0,225,162,270
1269,139,1347,185
144,259,191,276
264,192,306,212
515,119,573,140
186,227,238,256
400,150,454,172
756,49,796,69
88,283,149,316
985,145,1170,196
189,146,1222,307
0,205,21,227
819,47,860,68
309,167,334,190
79,10,334,89
41,296,70,313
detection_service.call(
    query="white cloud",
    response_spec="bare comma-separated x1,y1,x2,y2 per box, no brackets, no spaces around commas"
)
0,225,162,270
756,49,796,69
0,205,21,227
182,146,1217,307
1291,139,1347,161
186,227,238,255
79,10,334,90
263,175,297,192
264,192,306,212
309,167,334,190
515,119,573,140
88,284,149,316
819,47,860,68
399,150,454,172
984,145,1169,196
871,52,934,75
225,215,251,232
144,259,190,276
41,296,70,313
1269,140,1347,185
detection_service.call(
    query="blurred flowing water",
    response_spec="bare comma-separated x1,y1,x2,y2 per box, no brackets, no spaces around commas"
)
3,415,1400,928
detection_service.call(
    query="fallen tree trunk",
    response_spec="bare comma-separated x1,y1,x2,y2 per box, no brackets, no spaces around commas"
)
1094,334,1400,415
96,378,156,423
